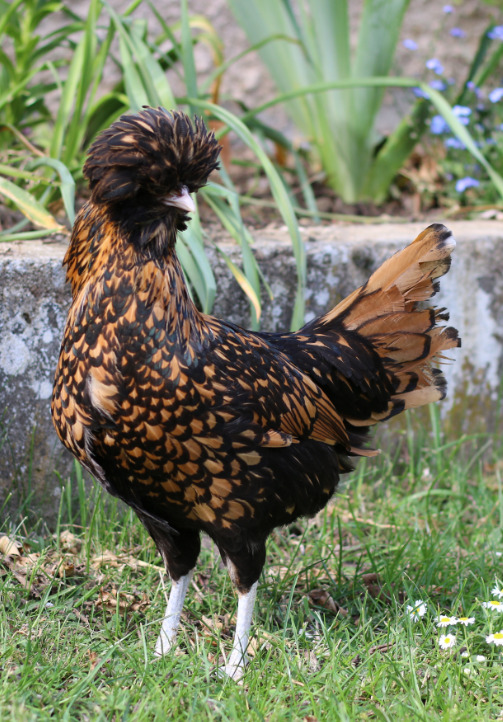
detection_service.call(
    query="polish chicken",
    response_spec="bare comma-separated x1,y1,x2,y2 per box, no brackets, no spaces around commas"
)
52,107,460,679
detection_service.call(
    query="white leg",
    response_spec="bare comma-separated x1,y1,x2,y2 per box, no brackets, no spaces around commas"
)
224,581,258,681
154,570,193,657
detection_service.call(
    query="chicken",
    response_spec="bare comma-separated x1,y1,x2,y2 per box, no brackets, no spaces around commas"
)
52,107,460,680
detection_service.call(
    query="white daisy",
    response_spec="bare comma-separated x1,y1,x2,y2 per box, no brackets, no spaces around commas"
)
461,651,470,658
439,634,456,650
482,600,503,611
476,654,487,662
457,616,475,626
436,615,458,627
407,600,427,621
492,586,503,600
486,631,503,646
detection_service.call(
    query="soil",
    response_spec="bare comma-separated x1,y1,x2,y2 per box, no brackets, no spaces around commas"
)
2,141,502,238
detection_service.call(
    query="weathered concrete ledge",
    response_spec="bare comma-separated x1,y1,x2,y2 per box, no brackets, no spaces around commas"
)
1,220,502,519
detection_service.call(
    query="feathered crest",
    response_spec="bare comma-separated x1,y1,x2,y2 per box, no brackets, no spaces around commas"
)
83,107,221,205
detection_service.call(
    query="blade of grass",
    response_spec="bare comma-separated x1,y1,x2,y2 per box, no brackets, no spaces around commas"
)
241,114,320,220
177,211,217,313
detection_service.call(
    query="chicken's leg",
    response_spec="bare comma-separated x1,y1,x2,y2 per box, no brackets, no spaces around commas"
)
154,570,193,656
224,581,258,681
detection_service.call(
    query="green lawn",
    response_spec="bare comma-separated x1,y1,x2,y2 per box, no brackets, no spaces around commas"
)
1,409,503,721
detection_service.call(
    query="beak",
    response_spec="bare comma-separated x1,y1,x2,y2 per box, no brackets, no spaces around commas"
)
163,186,196,214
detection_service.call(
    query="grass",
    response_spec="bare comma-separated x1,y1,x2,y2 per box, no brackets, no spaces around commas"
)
2,409,503,721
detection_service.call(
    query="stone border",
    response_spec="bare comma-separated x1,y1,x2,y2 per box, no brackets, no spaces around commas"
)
1,220,502,519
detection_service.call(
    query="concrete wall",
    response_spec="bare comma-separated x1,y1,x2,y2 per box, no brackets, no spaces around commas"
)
1,220,502,520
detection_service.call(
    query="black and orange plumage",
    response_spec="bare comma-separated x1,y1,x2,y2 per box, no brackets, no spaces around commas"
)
52,107,460,679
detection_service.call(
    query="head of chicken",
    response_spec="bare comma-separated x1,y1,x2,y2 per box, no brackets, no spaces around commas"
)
83,107,221,250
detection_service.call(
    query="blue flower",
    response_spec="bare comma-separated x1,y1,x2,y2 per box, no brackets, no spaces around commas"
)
430,115,449,134
453,105,471,116
443,4,454,13
426,58,444,75
465,81,482,98
455,177,479,193
488,26,503,41
403,38,418,50
452,105,471,126
489,88,503,103
429,79,446,91
412,87,429,99
445,138,465,150
450,28,466,38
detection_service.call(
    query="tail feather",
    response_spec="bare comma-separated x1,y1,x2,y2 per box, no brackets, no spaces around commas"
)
323,224,455,329
317,223,460,428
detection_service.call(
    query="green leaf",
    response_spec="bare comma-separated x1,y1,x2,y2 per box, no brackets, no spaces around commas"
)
423,83,503,199
187,99,306,330
180,0,198,106
238,75,503,202
27,157,76,224
106,3,176,110
217,248,262,323
202,185,262,328
228,0,413,202
363,98,430,203
0,176,66,231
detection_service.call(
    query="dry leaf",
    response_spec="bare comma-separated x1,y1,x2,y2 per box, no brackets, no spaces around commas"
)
0,535,21,557
91,550,120,569
57,558,76,578
58,530,82,554
360,572,391,602
18,623,43,639
12,571,31,589
90,549,163,573
94,586,150,613
73,608,91,626
351,642,395,667
87,650,98,669
308,588,348,616
247,636,259,658
201,614,224,632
